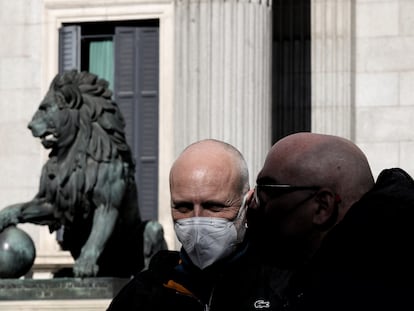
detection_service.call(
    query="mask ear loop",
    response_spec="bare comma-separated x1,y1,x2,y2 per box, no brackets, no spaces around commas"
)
236,191,251,219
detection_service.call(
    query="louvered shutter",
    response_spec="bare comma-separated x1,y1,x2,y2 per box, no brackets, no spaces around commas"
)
58,26,81,73
114,27,159,221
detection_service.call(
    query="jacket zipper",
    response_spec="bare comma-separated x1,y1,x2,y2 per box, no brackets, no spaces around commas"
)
205,286,215,311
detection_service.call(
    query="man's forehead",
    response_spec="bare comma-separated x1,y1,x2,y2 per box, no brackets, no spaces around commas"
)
171,168,239,204
258,150,283,175
256,148,300,183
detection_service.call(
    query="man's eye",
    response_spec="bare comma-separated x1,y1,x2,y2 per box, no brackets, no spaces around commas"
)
172,204,193,213
203,203,225,212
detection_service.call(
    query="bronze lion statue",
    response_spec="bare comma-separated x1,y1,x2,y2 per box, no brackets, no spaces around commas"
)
0,70,166,278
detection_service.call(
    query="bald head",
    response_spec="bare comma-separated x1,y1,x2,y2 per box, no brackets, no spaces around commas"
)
170,139,249,194
258,132,374,220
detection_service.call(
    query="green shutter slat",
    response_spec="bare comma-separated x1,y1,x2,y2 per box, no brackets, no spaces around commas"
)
114,27,137,148
114,27,159,221
58,26,81,73
137,27,159,221
137,28,159,159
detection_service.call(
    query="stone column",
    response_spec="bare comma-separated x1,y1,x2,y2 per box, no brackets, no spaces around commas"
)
311,0,353,139
173,0,272,180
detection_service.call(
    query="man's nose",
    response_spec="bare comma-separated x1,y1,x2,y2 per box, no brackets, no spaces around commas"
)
193,205,204,217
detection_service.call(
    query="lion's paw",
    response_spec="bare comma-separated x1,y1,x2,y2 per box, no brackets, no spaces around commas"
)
0,210,19,232
73,258,99,278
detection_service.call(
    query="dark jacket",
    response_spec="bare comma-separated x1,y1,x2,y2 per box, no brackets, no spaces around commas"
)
289,168,414,311
107,241,290,311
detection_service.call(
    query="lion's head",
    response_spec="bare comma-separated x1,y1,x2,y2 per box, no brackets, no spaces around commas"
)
28,70,133,166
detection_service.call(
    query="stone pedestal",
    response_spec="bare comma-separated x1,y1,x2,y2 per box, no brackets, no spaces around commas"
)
0,277,129,311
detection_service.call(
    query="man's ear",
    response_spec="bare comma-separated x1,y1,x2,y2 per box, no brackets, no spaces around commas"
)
245,189,256,209
312,188,339,229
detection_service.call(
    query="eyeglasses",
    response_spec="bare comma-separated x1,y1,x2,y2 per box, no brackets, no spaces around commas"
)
254,184,321,207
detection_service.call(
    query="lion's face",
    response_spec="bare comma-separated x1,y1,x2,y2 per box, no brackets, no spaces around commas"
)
28,92,78,150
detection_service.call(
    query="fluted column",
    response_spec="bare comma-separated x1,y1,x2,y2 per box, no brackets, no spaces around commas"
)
311,0,353,139
173,0,272,180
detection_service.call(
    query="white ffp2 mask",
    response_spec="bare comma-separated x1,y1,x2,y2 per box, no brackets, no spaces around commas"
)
174,195,248,270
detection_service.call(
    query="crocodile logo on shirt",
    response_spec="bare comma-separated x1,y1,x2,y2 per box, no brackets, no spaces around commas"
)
254,299,270,309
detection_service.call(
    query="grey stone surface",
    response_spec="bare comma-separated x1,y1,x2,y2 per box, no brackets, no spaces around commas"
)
0,278,129,300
